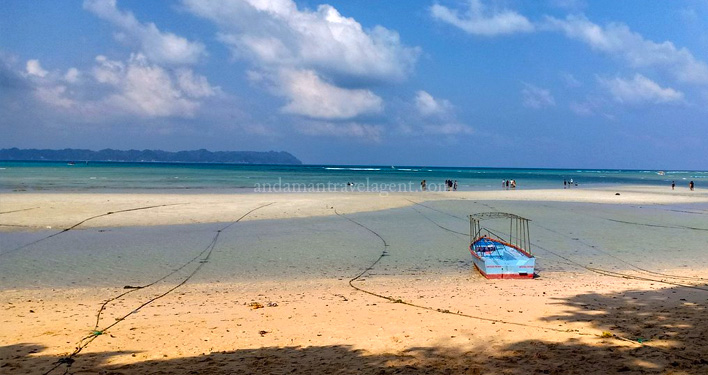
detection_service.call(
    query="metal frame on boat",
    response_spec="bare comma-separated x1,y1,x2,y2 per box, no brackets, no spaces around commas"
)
468,212,535,279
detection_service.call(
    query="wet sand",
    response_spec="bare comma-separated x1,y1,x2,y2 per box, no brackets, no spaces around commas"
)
1,186,708,374
1,185,705,231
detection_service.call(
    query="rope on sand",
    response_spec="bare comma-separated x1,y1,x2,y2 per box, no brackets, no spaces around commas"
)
43,203,274,375
407,198,708,287
0,203,185,258
334,209,599,336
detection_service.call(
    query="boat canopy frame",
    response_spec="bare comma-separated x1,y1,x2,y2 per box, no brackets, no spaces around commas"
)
469,212,532,254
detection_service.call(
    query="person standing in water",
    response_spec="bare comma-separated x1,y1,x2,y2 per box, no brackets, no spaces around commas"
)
689,181,694,191
671,181,675,190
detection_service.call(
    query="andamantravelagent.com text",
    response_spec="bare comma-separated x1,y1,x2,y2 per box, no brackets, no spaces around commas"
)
254,178,450,195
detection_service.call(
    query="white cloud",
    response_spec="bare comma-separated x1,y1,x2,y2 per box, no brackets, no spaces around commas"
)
26,59,48,77
522,83,555,109
279,69,382,119
296,121,383,142
422,123,474,135
545,15,708,84
598,74,684,104
64,68,80,83
30,54,216,119
84,0,206,65
35,85,75,109
183,0,419,121
404,89,471,137
430,0,534,36
97,54,213,117
176,69,217,98
415,90,452,116
184,0,419,83
93,55,125,85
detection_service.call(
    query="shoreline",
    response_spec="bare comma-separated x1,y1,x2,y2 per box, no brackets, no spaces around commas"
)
1,185,706,232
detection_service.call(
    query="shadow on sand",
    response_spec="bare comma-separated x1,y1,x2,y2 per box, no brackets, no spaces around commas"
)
2,285,706,374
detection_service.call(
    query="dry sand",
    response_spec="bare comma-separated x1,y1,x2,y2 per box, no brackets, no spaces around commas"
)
2,273,707,374
1,186,707,374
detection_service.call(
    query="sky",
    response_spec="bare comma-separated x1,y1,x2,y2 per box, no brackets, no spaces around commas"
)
1,0,707,169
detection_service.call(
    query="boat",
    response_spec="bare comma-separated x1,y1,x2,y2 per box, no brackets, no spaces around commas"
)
468,212,535,279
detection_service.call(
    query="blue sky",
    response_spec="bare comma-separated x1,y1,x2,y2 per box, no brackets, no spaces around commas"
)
2,0,707,168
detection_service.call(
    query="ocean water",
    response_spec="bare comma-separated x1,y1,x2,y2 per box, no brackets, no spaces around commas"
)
0,161,705,192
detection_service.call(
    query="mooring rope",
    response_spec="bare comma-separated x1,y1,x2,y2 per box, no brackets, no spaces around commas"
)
0,206,39,215
336,203,708,356
409,198,708,284
532,202,708,282
0,203,184,258
406,200,708,292
43,202,274,375
334,209,600,336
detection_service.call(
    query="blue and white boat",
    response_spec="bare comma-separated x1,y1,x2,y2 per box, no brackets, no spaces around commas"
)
468,213,535,279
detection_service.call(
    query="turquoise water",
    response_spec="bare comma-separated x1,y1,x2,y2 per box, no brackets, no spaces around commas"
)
0,161,704,192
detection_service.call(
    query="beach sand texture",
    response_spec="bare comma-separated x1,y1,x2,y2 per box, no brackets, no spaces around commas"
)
1,186,708,374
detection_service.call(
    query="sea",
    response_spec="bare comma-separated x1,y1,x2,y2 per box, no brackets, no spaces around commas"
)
0,161,704,192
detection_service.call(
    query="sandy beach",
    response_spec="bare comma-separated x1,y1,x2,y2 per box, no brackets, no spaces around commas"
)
1,185,705,231
1,186,708,374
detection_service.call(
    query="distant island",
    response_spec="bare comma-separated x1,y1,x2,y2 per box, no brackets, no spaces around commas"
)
0,148,302,165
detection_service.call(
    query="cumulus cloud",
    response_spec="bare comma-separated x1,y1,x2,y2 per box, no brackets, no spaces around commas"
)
522,83,555,109
34,85,76,109
175,69,216,98
84,0,206,65
430,0,534,36
26,59,48,77
295,121,383,142
97,54,205,117
64,68,80,83
26,54,216,119
402,90,473,137
545,15,708,84
598,74,684,104
184,0,418,82
278,69,382,119
183,0,419,120
415,90,452,116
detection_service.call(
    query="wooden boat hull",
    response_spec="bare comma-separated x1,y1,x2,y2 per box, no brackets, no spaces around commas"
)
469,237,535,279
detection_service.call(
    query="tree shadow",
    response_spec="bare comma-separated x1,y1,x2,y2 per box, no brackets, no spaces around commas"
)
490,285,708,374
2,286,706,374
1,342,486,375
